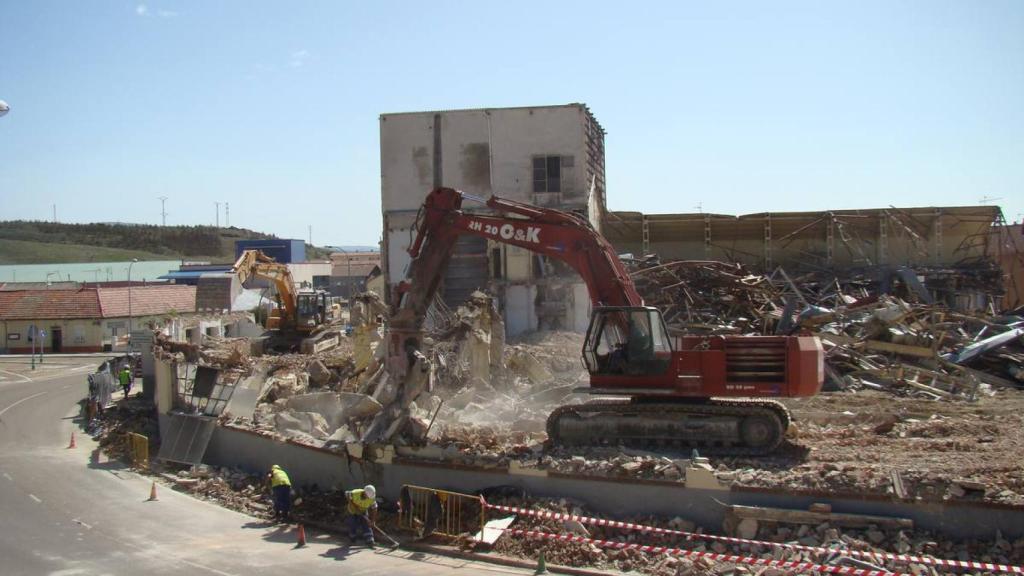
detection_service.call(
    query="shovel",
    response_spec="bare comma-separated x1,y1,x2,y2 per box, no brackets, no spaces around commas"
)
371,522,401,549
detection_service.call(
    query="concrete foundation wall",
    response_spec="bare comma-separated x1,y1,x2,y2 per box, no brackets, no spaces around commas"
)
204,426,367,491
198,425,1024,540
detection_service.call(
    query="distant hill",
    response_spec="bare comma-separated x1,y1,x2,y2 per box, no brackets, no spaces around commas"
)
326,245,379,253
0,221,333,264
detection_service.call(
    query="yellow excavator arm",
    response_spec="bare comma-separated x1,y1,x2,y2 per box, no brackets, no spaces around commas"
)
231,249,298,326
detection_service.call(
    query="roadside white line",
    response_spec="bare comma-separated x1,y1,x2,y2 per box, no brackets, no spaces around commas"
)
0,391,49,417
175,557,239,576
29,494,41,503
2,473,11,481
0,369,32,383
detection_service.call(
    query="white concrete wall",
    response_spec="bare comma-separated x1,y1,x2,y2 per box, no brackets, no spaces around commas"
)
571,283,591,333
381,105,590,212
381,105,601,337
287,262,331,289
154,356,175,414
383,212,417,290
504,285,538,337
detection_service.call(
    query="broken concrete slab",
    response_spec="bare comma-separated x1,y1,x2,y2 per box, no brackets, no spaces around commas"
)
337,392,384,420
274,411,330,440
474,515,516,546
307,359,332,386
282,391,383,432
507,348,553,384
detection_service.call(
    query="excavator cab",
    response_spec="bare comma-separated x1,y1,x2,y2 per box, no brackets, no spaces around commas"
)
295,291,328,329
583,307,673,376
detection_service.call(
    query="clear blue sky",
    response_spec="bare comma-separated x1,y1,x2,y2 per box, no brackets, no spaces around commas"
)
1,1,1021,247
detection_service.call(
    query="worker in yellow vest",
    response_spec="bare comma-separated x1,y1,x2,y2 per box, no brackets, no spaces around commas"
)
344,484,378,547
266,464,292,522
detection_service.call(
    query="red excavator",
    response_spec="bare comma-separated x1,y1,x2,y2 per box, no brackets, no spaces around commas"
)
388,188,823,455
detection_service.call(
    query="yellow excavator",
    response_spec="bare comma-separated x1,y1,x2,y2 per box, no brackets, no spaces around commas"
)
232,249,338,352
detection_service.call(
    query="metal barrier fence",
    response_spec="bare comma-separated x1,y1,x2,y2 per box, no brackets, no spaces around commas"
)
126,432,149,469
398,485,485,540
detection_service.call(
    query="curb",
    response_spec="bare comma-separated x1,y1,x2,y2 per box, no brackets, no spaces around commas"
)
401,541,620,576
298,517,615,575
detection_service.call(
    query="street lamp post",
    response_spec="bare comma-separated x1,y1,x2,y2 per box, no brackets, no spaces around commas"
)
335,247,353,298
128,258,138,350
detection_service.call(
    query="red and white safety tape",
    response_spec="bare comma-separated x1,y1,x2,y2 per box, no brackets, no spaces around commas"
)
482,499,1024,575
508,528,907,576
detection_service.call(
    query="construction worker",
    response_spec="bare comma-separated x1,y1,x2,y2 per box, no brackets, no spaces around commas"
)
344,484,377,547
118,364,132,398
266,464,292,522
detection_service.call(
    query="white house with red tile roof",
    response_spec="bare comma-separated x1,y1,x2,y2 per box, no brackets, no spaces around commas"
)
0,285,197,353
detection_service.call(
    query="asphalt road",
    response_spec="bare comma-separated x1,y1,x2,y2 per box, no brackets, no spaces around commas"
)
0,358,528,576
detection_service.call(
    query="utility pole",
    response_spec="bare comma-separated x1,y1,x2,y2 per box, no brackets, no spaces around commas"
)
225,202,230,227
158,196,168,226
308,225,312,246
128,258,138,343
215,202,220,228
52,204,57,223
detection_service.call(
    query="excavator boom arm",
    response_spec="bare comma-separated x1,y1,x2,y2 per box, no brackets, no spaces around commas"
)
393,187,640,331
232,249,298,324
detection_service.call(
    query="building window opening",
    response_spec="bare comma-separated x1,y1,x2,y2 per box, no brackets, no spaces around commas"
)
533,156,562,193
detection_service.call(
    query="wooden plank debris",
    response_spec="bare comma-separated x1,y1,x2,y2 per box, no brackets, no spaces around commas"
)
729,504,914,530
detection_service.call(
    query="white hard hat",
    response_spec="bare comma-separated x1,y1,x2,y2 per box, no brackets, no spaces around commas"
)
364,485,376,499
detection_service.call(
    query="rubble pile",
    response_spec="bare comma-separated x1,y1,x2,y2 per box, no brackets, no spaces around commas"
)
87,397,159,460
146,253,1023,505
488,496,1024,576
156,465,401,534
160,466,273,516
630,259,1022,397
496,388,1024,504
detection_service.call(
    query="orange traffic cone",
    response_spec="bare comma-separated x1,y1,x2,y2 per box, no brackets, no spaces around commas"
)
295,524,307,548
147,481,159,501
67,432,76,449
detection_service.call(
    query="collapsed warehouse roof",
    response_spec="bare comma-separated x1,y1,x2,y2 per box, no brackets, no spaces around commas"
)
603,205,1002,276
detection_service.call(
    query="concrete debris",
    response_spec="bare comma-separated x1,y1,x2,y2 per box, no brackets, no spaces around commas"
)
198,336,251,367
306,359,332,386
149,266,1024,509
281,391,382,431
88,392,1024,576
486,494,1024,576
274,410,330,441
629,259,1021,398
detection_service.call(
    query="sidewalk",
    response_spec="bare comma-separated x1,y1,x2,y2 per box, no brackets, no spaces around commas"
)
0,352,121,360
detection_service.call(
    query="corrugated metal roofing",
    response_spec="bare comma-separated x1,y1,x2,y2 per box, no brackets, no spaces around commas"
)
158,271,211,280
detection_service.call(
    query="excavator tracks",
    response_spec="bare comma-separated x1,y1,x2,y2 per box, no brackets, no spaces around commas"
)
546,398,791,457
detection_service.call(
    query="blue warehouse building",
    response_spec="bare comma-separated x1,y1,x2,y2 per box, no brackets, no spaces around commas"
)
234,239,306,264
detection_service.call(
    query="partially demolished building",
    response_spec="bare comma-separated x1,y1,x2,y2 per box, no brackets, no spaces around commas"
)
380,104,607,336
604,205,1006,311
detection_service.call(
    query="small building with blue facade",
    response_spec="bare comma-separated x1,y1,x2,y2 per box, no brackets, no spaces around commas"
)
234,239,306,264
